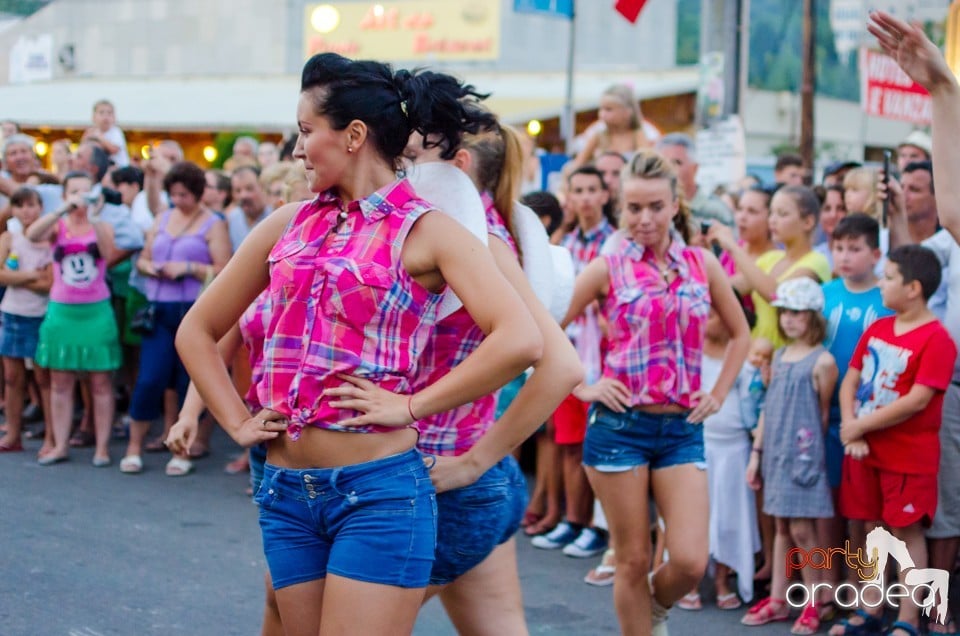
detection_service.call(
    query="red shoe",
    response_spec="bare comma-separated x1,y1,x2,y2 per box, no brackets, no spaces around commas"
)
0,440,24,452
741,596,790,626
791,604,819,635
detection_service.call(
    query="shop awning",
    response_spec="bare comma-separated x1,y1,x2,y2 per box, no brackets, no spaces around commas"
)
0,67,698,132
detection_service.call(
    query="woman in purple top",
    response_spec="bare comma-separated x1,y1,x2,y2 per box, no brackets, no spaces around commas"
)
120,161,231,474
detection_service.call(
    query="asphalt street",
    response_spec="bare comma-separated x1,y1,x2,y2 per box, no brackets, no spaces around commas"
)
3,428,814,636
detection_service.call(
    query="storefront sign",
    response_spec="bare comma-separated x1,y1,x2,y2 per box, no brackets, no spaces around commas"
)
860,47,931,124
303,1,500,61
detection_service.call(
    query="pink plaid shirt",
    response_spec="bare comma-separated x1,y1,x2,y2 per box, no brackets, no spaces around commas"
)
258,181,442,439
563,218,614,384
602,239,710,409
238,289,272,410
414,199,518,456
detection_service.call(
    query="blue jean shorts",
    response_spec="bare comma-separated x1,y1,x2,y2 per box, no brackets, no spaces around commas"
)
249,443,267,495
255,448,437,590
582,405,705,471
431,455,528,585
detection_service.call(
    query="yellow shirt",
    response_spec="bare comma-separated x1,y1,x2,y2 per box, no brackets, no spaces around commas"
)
751,249,832,347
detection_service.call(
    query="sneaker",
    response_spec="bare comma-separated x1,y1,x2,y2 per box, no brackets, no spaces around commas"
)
531,521,579,550
563,527,608,558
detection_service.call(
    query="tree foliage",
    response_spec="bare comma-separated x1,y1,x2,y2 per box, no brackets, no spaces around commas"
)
748,0,859,101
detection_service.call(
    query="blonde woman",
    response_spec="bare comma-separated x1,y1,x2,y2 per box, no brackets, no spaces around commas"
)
574,84,653,166
564,150,750,634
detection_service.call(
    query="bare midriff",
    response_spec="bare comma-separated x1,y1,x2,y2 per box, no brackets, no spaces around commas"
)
266,425,419,469
634,404,689,415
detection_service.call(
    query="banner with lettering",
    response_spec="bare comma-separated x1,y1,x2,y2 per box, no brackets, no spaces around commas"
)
860,47,931,124
303,1,500,62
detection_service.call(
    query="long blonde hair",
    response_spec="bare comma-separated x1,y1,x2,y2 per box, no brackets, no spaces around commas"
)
460,115,525,257
622,149,693,244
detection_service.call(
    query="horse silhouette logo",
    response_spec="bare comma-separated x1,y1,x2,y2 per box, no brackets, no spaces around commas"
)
864,527,949,625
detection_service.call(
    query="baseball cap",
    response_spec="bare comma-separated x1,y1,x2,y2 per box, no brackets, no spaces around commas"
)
771,277,825,312
822,160,861,182
897,130,932,157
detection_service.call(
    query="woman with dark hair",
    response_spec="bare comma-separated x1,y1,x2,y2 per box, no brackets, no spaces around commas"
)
120,161,231,474
176,53,542,635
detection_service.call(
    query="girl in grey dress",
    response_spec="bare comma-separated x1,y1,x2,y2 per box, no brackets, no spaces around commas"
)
743,277,838,634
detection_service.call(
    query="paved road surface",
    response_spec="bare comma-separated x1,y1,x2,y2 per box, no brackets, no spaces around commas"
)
2,431,813,635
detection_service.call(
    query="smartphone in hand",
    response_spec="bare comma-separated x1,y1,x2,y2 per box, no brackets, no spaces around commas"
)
882,150,891,228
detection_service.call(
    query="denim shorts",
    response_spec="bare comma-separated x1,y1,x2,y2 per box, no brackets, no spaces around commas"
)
249,443,267,495
255,448,437,590
582,404,705,471
431,455,528,585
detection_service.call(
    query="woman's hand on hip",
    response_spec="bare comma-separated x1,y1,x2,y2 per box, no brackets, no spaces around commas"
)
427,454,484,494
233,408,287,447
686,390,721,424
325,374,413,427
573,378,632,413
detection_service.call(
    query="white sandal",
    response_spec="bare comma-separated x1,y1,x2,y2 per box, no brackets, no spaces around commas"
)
165,456,194,477
119,455,143,474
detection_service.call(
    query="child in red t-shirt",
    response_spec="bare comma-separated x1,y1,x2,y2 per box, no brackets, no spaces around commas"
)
837,245,957,636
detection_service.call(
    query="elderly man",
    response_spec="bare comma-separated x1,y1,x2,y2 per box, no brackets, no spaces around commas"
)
656,132,734,228
227,166,271,251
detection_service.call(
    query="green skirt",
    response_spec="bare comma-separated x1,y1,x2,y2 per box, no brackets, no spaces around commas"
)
36,300,122,371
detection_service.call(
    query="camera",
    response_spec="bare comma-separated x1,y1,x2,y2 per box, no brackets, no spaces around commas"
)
82,184,122,206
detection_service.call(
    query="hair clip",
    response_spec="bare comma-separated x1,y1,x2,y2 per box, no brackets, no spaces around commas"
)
400,99,409,118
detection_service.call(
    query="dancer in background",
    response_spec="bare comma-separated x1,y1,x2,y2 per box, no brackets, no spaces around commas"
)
176,54,542,636
564,150,750,635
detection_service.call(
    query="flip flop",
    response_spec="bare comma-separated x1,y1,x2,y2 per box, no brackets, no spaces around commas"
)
677,592,703,611
584,563,615,587
717,592,742,610
0,440,24,452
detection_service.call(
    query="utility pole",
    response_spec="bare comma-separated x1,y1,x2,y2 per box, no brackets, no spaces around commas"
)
800,0,816,174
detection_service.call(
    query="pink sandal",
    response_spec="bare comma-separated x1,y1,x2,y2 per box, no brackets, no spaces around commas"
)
741,596,790,626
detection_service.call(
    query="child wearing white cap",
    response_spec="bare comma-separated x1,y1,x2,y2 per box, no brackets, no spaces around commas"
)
743,277,839,634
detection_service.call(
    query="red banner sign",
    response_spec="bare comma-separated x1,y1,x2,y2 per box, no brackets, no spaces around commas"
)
860,48,931,124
